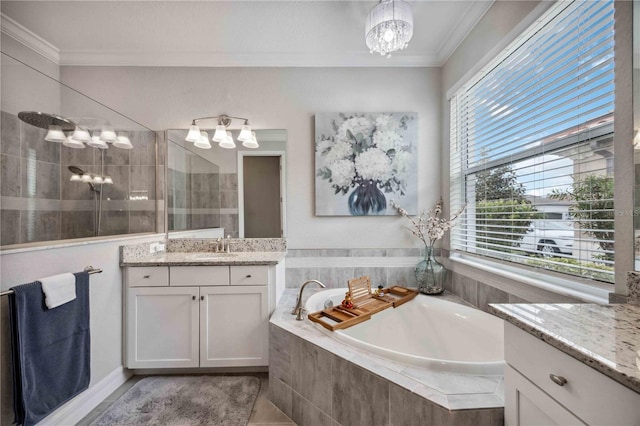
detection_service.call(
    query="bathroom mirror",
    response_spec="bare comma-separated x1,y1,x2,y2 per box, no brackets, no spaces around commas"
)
635,0,640,269
1,52,159,248
166,129,287,238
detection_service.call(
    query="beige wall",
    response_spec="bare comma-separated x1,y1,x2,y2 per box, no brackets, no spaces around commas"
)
60,66,442,249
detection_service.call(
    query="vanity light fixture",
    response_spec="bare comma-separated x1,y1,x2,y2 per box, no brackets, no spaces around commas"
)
71,126,91,143
194,131,212,149
44,125,66,143
242,131,259,149
113,132,133,149
99,126,118,143
70,173,82,182
185,114,259,149
88,132,109,149
64,135,86,149
219,131,236,149
17,111,134,150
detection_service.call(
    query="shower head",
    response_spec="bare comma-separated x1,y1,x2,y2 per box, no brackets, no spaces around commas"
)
68,165,86,175
18,111,75,131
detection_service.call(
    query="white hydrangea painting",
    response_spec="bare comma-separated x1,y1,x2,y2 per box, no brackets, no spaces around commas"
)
315,112,418,216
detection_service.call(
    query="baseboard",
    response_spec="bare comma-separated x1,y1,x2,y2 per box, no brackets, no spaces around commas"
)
39,366,131,426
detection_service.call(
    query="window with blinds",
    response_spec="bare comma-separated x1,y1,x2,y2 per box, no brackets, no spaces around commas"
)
449,0,615,283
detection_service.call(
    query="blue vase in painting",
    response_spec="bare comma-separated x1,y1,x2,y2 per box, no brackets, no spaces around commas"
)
348,181,386,215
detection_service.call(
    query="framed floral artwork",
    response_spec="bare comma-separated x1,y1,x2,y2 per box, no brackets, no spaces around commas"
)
315,112,418,216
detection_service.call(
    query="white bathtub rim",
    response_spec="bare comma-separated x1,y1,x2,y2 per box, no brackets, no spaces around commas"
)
305,288,505,376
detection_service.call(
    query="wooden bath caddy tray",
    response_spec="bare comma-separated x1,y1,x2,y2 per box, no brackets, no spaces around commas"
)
308,276,418,331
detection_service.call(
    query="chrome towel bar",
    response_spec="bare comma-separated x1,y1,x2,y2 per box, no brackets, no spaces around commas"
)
0,266,102,297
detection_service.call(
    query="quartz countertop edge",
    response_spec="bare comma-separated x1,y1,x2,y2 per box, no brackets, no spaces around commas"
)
489,303,640,394
121,251,287,266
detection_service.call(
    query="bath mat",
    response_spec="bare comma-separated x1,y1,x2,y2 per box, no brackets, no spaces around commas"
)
90,376,261,426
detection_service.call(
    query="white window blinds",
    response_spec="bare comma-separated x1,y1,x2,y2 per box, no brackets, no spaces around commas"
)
450,0,615,283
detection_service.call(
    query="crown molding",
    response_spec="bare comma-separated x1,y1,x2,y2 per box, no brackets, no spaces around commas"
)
59,50,440,68
436,0,494,65
0,13,60,64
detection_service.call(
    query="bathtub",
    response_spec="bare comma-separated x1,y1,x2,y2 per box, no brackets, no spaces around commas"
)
305,288,504,375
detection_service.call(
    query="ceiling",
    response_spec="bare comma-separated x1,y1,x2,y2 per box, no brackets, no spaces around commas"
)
1,1,493,67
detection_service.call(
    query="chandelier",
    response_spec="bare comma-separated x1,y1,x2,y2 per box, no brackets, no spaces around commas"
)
185,114,258,150
365,0,413,58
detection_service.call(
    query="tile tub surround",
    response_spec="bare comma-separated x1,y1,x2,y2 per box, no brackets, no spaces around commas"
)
269,289,505,426
120,238,287,266
489,303,640,394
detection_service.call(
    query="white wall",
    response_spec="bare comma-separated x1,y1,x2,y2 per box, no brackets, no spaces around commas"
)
60,66,441,249
1,33,60,116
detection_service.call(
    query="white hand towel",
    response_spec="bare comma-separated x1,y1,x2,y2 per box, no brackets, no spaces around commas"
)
39,273,76,309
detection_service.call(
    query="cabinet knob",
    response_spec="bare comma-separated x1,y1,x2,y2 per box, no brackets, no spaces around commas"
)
246,274,252,278
143,275,150,279
201,296,204,301
192,295,196,301
549,374,567,386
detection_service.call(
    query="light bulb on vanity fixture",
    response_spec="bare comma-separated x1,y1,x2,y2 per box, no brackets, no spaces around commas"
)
186,114,259,150
44,125,66,143
71,126,91,143
114,132,133,149
194,131,212,149
219,131,236,149
242,131,259,149
64,135,86,149
88,132,109,149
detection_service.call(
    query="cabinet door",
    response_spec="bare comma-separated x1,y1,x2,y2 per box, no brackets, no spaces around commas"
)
127,287,199,368
200,285,269,367
505,365,585,426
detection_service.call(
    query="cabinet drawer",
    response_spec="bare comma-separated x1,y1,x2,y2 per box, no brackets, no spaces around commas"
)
127,266,169,287
170,266,229,286
230,265,269,285
505,322,640,426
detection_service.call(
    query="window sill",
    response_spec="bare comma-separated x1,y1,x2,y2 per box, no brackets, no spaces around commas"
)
448,252,611,304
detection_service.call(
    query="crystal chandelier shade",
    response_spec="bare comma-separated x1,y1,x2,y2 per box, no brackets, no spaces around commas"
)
365,0,413,58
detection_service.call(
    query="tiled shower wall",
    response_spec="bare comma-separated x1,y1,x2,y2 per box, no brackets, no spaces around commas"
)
0,110,159,246
167,168,221,231
285,249,583,311
220,173,239,238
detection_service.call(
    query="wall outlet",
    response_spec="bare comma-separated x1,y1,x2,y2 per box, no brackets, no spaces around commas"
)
150,242,165,254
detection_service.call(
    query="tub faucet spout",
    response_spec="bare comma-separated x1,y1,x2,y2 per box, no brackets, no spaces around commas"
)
292,279,326,320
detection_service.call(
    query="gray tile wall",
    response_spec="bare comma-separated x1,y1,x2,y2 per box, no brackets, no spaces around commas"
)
0,111,159,246
285,248,582,312
269,323,503,426
220,173,239,237
167,167,221,233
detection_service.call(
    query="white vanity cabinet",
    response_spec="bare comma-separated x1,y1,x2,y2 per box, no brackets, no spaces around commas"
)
125,264,272,369
504,322,640,426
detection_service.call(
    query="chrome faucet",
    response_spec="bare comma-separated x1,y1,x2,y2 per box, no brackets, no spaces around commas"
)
292,279,326,321
215,237,223,252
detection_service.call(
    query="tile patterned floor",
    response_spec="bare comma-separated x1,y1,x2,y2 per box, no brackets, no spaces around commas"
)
77,373,295,426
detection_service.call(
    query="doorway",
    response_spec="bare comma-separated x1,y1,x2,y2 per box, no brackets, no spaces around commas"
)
238,152,286,238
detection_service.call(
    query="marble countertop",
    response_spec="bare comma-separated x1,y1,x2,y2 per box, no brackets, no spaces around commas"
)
121,251,287,266
489,303,640,394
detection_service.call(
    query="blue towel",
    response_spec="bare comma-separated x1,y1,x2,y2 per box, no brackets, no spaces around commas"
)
9,272,91,426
